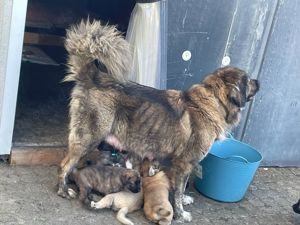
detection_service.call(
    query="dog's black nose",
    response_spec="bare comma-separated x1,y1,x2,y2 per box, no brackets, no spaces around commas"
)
131,186,140,193
253,79,260,91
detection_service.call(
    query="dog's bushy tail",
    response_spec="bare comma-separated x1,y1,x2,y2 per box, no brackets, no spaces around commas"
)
64,19,131,83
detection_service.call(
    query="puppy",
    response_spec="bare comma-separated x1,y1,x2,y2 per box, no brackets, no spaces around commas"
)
98,141,143,170
70,164,141,206
90,190,143,225
142,159,173,225
293,199,300,214
58,19,260,221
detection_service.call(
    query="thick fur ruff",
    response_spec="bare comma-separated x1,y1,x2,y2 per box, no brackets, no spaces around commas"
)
58,19,260,222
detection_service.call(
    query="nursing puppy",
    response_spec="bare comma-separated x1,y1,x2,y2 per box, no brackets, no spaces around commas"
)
70,165,141,206
90,190,143,225
58,19,260,221
142,159,173,225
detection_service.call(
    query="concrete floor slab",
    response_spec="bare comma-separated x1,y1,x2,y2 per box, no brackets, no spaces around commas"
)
0,164,299,225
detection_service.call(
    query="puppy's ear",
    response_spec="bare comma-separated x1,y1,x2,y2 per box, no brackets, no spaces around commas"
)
229,89,246,108
121,171,131,182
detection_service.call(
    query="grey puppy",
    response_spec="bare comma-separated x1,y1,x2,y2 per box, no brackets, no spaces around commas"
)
58,19,259,221
70,165,141,206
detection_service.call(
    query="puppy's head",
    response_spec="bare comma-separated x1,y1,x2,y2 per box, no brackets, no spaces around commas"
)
121,169,141,193
141,158,160,177
203,66,259,125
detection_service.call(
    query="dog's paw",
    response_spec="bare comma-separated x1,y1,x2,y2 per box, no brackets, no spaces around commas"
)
182,211,192,222
176,211,192,223
57,187,70,199
67,188,77,198
182,195,194,205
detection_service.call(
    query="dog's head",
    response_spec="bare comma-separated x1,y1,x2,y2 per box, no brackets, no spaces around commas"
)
203,66,259,125
141,158,161,177
121,169,141,193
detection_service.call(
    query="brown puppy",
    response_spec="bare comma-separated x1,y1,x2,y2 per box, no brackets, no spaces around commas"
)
58,19,259,221
142,159,173,225
70,165,141,206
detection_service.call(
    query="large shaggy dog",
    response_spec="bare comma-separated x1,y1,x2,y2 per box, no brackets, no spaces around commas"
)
57,20,259,222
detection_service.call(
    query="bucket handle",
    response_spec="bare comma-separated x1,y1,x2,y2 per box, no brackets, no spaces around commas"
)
227,133,235,139
225,155,249,163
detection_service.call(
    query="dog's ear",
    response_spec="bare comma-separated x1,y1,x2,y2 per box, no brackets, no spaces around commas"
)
121,171,130,183
121,170,136,183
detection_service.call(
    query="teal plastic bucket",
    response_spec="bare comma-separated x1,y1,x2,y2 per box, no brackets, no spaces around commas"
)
194,137,262,202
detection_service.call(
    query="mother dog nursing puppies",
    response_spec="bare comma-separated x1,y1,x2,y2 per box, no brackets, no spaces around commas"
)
57,20,259,222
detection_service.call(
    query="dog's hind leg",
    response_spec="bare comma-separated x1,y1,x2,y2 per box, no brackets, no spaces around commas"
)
116,207,134,225
182,174,194,206
170,161,193,223
58,129,103,198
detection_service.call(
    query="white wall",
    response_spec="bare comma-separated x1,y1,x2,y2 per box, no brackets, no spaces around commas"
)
0,0,28,154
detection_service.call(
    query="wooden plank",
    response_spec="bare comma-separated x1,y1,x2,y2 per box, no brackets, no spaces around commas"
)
24,32,64,46
10,147,66,166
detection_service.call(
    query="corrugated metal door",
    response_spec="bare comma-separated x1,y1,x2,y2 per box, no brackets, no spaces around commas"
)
167,0,300,166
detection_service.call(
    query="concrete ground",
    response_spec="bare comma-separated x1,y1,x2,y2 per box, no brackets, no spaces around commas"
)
0,163,300,225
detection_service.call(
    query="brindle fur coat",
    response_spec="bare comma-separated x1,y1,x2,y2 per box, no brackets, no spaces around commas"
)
58,19,259,222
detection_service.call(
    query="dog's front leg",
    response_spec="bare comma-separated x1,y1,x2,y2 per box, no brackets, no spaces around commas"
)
182,174,194,206
173,173,192,222
170,161,193,223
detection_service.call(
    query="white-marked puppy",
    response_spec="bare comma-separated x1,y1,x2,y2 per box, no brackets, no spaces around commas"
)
91,191,143,225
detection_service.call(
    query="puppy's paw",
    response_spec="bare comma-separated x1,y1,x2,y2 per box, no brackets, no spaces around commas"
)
182,195,194,205
90,201,96,208
158,219,171,225
67,188,78,198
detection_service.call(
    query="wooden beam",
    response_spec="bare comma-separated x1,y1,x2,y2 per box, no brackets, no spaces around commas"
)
24,32,64,46
10,147,66,166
